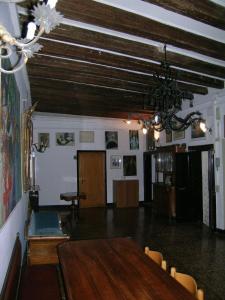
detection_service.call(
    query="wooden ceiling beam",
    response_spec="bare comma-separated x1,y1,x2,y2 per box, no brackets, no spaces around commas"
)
47,25,225,79
28,56,209,95
142,0,225,31
57,0,225,61
38,39,224,89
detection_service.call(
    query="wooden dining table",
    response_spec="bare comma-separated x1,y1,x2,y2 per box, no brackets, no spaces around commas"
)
58,237,197,300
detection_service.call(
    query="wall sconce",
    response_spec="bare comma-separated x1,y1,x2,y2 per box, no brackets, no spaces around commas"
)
0,0,63,73
32,142,48,153
199,120,212,135
154,130,160,141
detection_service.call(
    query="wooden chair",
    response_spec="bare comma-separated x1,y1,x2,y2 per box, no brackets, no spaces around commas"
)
170,267,204,300
144,246,167,270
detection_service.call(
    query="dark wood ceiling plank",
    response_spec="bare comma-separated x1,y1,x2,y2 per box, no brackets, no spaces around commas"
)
28,68,150,93
28,56,208,95
142,0,225,31
38,39,223,89
57,0,225,61
46,25,225,79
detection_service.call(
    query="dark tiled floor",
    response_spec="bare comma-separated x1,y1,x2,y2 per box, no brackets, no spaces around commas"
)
60,206,225,300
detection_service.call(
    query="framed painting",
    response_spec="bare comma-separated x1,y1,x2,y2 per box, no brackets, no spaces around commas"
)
123,155,137,176
0,59,22,228
129,130,139,150
110,155,122,169
166,131,172,143
79,131,94,143
105,131,118,149
56,132,75,146
173,130,185,140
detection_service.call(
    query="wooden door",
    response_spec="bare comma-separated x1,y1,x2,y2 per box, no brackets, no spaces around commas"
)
78,151,106,208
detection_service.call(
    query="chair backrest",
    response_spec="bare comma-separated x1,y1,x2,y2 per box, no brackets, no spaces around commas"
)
170,267,204,300
144,246,167,270
0,234,22,300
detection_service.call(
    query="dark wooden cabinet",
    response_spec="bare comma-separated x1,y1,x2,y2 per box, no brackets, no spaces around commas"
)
113,180,139,207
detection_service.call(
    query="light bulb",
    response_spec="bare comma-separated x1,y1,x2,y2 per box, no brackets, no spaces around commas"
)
47,0,58,8
126,120,131,125
200,121,207,133
26,22,36,40
142,127,148,135
154,130,160,141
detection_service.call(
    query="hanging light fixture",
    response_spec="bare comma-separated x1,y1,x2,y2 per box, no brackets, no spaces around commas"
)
0,0,63,74
144,44,204,133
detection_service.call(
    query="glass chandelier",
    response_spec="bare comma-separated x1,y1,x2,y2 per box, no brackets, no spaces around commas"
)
144,44,205,133
0,0,63,74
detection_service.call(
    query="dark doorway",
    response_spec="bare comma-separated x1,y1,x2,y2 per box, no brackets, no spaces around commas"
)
175,151,203,222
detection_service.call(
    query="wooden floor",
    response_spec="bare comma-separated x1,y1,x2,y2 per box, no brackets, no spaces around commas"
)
58,205,225,300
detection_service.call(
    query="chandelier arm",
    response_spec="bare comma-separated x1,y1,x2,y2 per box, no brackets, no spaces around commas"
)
14,26,45,49
0,52,28,74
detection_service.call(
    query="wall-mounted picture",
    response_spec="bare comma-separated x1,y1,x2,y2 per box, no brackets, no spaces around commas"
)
123,155,137,176
166,131,172,143
110,155,122,169
129,130,139,150
173,129,185,140
56,132,75,146
105,131,118,149
38,132,50,147
79,131,94,143
191,123,205,139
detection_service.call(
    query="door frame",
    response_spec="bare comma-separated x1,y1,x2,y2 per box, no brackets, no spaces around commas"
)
188,144,216,230
77,150,107,206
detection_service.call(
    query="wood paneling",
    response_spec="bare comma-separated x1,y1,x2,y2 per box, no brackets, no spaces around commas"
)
57,0,225,61
37,39,224,89
47,25,225,79
142,0,225,30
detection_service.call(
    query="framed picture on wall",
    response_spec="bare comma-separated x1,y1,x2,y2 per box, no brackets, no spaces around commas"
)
79,131,94,143
191,123,205,139
38,132,50,148
166,131,172,143
110,155,122,169
173,130,185,140
129,130,139,150
105,131,118,149
56,132,75,146
123,155,137,176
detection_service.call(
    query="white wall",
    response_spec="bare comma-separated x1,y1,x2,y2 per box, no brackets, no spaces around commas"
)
33,114,146,206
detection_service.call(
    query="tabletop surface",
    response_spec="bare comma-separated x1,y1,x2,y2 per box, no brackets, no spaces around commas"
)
58,237,196,300
60,192,86,201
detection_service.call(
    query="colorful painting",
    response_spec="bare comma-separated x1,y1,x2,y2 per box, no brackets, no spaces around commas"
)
0,60,22,228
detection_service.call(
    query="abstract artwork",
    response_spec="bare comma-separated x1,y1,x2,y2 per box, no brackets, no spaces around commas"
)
0,60,22,228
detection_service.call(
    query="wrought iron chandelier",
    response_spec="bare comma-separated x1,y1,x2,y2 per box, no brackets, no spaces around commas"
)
144,44,204,133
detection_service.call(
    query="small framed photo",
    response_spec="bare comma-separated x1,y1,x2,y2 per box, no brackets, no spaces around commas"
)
173,130,185,141
166,131,172,143
110,155,122,169
123,155,137,176
38,132,50,147
105,131,118,149
79,131,94,143
191,123,205,139
56,132,75,146
129,130,139,150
